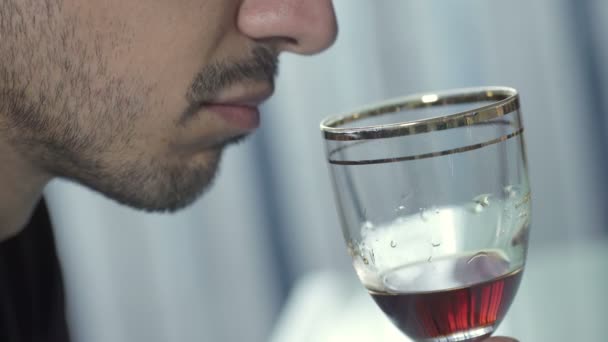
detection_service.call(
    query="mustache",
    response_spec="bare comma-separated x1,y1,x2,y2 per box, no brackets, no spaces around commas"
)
186,45,279,106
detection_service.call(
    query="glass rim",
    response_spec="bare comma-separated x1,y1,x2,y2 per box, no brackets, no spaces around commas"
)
320,86,520,141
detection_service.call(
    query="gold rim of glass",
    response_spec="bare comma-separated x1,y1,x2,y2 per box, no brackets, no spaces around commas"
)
320,86,519,141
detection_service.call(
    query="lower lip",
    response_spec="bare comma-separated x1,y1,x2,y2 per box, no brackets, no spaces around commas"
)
204,104,260,130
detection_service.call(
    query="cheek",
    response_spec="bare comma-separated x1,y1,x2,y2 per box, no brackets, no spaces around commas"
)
74,0,229,91
58,0,237,154
81,3,229,131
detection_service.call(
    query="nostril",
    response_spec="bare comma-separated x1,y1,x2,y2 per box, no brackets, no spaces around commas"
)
274,36,299,52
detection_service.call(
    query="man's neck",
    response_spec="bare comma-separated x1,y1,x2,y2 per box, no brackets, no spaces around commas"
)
0,140,50,241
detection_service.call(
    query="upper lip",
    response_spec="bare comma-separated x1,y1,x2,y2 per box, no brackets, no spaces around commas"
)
207,85,274,108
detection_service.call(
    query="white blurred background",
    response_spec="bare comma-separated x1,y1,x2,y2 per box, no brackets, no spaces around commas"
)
45,1,608,341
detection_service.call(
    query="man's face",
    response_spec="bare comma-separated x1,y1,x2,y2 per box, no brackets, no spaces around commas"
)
0,0,337,211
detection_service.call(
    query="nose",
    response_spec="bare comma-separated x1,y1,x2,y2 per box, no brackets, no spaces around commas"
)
237,0,338,55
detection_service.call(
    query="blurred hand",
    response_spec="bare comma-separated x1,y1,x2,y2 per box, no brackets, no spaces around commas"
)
484,338,518,342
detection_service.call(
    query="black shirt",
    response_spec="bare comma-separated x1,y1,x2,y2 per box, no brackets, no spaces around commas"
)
0,202,70,341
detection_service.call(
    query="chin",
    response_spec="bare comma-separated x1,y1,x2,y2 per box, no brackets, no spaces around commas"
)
74,150,223,213
108,167,218,213
136,160,221,212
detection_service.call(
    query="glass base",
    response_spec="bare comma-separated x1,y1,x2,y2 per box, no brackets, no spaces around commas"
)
417,325,494,342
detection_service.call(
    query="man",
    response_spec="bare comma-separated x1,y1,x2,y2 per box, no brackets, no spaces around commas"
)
0,1,519,341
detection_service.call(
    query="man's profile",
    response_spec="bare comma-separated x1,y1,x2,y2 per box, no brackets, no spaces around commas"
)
0,1,336,340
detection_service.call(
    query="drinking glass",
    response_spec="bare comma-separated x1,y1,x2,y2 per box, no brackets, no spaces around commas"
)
320,87,531,342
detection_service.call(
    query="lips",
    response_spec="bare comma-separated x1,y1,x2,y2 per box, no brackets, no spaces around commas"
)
202,86,273,131
174,84,274,153
203,103,260,130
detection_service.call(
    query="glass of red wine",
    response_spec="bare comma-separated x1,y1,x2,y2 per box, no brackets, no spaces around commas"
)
320,87,530,342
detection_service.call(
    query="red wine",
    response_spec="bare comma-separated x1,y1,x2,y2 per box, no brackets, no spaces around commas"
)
369,253,522,341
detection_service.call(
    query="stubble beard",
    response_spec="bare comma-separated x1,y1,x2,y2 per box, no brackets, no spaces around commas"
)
0,0,223,212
